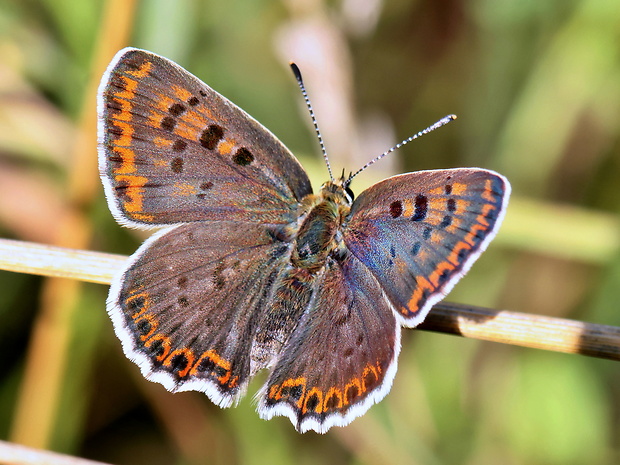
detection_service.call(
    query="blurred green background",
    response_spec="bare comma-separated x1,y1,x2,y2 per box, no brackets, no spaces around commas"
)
0,0,619,464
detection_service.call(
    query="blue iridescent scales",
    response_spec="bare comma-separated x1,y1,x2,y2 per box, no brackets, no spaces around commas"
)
345,169,507,321
98,48,510,434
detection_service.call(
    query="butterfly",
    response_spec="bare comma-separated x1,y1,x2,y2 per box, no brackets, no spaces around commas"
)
97,48,510,433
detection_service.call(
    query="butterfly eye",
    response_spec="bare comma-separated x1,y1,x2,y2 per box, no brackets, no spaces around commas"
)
344,186,355,203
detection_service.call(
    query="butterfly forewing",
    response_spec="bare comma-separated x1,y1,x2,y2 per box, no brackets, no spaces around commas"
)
98,48,312,228
344,168,510,326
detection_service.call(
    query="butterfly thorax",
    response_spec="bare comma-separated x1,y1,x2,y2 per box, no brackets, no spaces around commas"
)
290,181,352,273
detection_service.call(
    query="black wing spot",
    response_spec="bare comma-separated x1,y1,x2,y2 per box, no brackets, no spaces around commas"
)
305,394,320,412
390,200,403,218
127,295,145,312
324,393,340,411
412,194,428,221
200,124,225,150
232,147,254,166
411,243,421,256
169,103,186,116
438,268,451,285
290,384,304,400
197,356,215,373
172,139,187,152
148,339,166,358
171,157,184,173
161,116,176,131
345,384,360,404
170,353,189,373
439,215,452,229
135,319,152,337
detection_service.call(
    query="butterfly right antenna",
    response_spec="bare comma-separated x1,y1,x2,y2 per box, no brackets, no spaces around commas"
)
345,114,457,188
290,63,334,183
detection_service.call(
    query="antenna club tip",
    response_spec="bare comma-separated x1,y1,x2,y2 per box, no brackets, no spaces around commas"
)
289,62,303,82
448,114,457,120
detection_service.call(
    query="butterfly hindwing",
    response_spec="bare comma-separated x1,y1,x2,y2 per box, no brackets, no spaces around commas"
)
108,221,290,406
98,48,312,228
259,254,400,433
344,168,510,326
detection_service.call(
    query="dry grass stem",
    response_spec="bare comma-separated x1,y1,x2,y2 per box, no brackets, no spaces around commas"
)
2,238,618,361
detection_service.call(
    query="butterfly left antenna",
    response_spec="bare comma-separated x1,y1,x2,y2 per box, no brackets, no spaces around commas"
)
290,63,334,182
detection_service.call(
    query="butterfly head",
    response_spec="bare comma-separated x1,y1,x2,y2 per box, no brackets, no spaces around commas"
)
319,176,355,207
290,62,456,203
